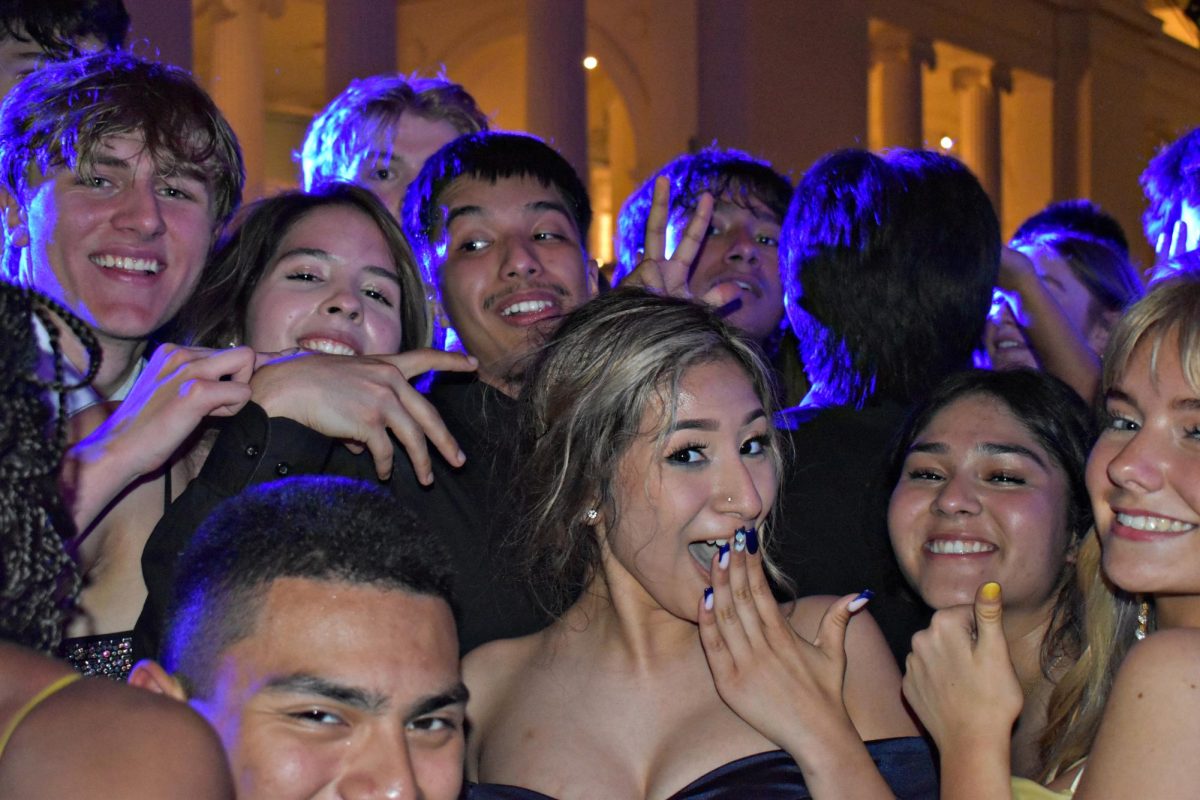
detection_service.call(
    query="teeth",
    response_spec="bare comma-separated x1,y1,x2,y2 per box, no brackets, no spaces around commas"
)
298,338,357,356
925,540,997,555
501,300,554,316
734,280,753,291
1116,513,1195,533
91,254,160,274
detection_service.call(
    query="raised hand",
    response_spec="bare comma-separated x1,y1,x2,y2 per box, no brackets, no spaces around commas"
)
66,344,256,529
697,527,867,750
248,347,478,483
619,175,714,299
902,585,1017,777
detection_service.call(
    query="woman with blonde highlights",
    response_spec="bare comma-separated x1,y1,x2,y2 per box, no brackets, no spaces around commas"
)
463,289,934,799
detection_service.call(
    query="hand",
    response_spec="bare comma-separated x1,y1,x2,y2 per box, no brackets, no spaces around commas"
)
75,344,255,480
619,175,713,299
248,348,478,483
996,246,1038,293
902,582,1023,752
1156,217,1193,261
697,528,867,750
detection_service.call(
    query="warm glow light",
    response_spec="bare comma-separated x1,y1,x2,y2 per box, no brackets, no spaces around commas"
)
939,135,954,150
582,55,598,70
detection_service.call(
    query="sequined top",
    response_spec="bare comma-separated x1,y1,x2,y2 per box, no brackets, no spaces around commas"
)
62,631,135,681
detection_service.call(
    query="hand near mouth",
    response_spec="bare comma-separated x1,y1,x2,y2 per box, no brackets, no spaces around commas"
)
620,174,713,301
697,532,899,797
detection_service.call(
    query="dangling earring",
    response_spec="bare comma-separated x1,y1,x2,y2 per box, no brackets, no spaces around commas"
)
1136,599,1151,641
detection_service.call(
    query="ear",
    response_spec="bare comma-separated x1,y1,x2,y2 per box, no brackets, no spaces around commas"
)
1087,308,1122,355
0,189,29,249
127,659,190,702
585,258,600,298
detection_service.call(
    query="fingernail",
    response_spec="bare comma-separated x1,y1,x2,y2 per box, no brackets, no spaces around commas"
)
455,449,466,465
718,542,730,569
733,528,747,553
847,589,873,613
704,587,714,610
981,581,1001,601
746,527,759,555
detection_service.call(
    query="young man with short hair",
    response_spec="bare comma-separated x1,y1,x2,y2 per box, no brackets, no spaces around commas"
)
0,0,128,98
131,476,466,800
299,73,488,216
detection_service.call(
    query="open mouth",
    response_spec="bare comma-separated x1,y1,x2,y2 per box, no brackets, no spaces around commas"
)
500,299,557,317
91,254,161,275
1115,512,1196,533
688,539,729,571
297,337,359,356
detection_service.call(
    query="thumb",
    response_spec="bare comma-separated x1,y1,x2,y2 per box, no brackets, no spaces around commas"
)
974,581,1004,644
813,590,872,654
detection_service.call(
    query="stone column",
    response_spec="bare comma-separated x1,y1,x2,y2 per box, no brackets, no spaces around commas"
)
953,63,1011,208
525,0,588,179
206,0,272,201
325,0,397,99
869,24,935,151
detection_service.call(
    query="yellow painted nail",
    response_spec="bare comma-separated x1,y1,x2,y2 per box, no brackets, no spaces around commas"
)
980,581,1001,601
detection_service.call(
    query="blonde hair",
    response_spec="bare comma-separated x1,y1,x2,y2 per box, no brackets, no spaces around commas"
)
1039,273,1200,777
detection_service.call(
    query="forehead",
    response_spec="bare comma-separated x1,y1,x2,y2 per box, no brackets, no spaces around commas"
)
224,577,459,694
440,174,576,227
919,394,1039,448
643,358,762,430
368,113,461,154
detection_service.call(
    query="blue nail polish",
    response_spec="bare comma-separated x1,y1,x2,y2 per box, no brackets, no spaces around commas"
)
717,542,730,569
733,528,747,553
704,587,714,610
856,589,874,601
746,527,759,555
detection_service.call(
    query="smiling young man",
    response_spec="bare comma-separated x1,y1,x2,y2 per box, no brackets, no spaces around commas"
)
131,476,467,800
136,131,598,660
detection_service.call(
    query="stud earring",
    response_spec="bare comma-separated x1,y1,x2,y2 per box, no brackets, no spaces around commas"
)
585,508,598,522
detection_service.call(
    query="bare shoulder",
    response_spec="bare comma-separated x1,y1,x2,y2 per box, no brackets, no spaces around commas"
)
462,632,545,771
0,672,231,798
1077,629,1200,799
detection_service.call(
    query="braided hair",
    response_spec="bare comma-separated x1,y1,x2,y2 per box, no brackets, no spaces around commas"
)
0,281,99,652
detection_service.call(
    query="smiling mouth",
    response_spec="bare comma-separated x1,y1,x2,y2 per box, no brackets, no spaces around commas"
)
924,540,997,555
297,337,358,356
500,299,557,317
91,254,161,274
1115,513,1196,533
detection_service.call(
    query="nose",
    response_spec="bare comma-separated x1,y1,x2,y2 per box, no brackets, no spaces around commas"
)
931,472,982,516
500,237,542,280
111,181,167,239
1104,428,1165,494
715,458,765,522
323,284,363,322
723,226,761,268
335,729,419,800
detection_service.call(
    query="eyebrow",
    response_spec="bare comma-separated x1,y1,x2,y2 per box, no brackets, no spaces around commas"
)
86,153,208,186
908,441,1047,468
444,200,575,229
273,248,401,284
408,682,470,721
364,150,401,166
667,408,766,433
264,673,391,713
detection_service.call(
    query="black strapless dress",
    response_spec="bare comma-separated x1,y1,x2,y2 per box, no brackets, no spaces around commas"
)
467,736,936,799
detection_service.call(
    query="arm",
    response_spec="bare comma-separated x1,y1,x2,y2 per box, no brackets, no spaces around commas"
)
697,534,900,799
1074,629,1200,800
997,247,1100,401
901,582,1021,800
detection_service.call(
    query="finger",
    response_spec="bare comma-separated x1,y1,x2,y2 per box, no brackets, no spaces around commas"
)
200,382,253,417
743,528,789,645
253,348,308,371
709,545,753,660
1171,220,1189,258
973,581,1004,649
618,257,668,292
698,585,736,677
374,349,479,381
643,175,671,262
811,591,871,656
172,345,258,383
726,529,766,644
667,191,714,275
359,427,396,482
393,379,466,468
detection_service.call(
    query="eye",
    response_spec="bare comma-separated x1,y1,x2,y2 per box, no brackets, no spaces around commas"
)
533,231,566,243
987,471,1026,485
741,434,770,456
905,467,944,482
370,168,394,182
667,442,706,464
363,287,395,307
286,271,321,283
158,184,194,201
407,716,459,733
77,174,112,188
288,708,344,726
458,238,489,253
1102,411,1139,433
755,232,780,247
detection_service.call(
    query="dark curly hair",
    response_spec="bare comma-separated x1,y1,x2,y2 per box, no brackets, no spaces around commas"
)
0,281,100,652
